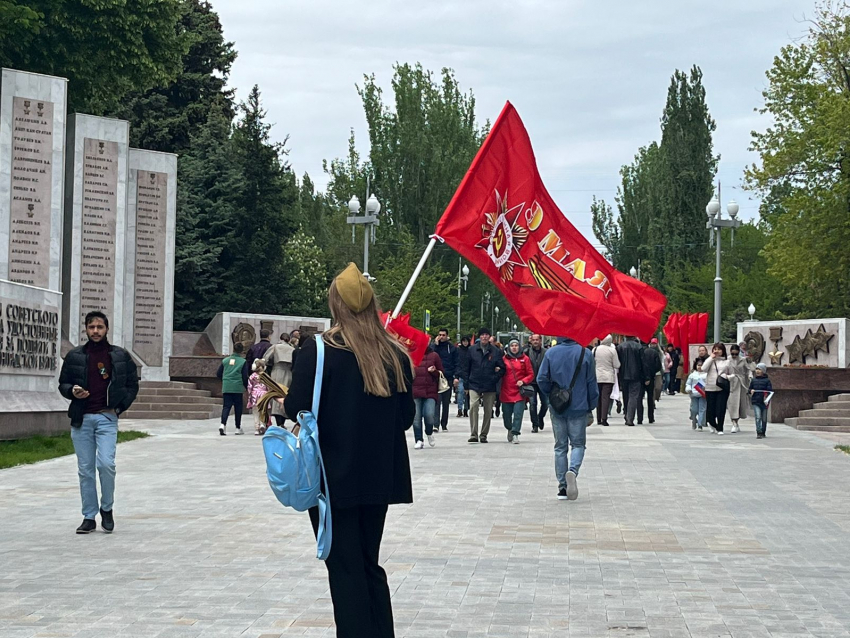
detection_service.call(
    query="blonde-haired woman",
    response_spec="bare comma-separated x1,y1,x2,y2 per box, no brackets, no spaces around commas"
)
284,263,415,638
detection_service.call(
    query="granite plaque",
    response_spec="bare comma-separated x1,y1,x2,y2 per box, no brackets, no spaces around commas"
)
8,97,54,288
79,137,119,342
132,170,167,366
0,297,60,376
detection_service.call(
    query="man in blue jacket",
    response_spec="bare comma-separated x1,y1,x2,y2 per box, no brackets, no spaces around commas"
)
433,328,458,431
537,337,599,501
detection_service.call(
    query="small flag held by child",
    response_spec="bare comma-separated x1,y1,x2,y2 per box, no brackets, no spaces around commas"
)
695,379,706,398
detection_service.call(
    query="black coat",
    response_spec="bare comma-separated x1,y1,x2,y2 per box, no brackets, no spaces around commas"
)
464,342,505,393
58,343,140,427
433,340,458,379
524,346,546,385
457,345,471,382
283,337,415,509
641,346,662,381
616,339,644,382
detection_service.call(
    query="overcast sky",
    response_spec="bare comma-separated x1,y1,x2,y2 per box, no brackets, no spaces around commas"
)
213,0,814,246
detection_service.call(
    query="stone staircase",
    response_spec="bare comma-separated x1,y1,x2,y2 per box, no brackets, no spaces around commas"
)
785,393,850,432
122,381,221,420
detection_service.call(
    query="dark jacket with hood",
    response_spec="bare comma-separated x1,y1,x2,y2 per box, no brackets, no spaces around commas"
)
413,349,443,401
457,341,471,382
433,339,458,380
464,339,505,393
58,341,140,427
641,344,662,382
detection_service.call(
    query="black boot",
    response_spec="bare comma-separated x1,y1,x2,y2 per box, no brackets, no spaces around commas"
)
76,519,96,534
100,508,114,533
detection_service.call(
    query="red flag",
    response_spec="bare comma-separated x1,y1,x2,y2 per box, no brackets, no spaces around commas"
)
663,313,681,347
380,313,430,366
678,314,691,373
434,102,666,344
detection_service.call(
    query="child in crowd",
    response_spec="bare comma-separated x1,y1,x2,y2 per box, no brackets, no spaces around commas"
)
247,359,270,435
215,342,249,436
749,363,773,439
685,357,707,430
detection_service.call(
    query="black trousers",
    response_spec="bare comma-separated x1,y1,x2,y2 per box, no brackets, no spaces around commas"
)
597,382,613,424
638,382,655,423
437,389,452,428
309,504,394,638
622,380,643,426
221,392,243,427
706,390,729,432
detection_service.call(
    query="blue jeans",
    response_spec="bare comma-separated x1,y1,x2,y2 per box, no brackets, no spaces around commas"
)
663,372,671,392
413,397,436,442
689,396,706,427
71,412,118,519
457,379,466,411
501,401,525,434
551,412,587,487
753,403,767,434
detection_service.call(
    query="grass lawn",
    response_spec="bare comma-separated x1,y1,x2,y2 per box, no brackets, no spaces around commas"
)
0,431,149,470
837,445,850,455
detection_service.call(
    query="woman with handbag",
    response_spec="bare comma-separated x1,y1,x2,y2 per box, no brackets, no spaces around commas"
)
500,339,535,444
412,344,444,449
283,263,415,638
702,342,731,435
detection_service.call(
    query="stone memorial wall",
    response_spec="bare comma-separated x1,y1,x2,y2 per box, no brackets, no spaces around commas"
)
124,149,176,380
62,114,129,347
0,68,67,291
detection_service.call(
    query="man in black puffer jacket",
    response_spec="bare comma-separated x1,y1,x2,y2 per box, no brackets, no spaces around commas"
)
463,328,504,443
58,311,139,535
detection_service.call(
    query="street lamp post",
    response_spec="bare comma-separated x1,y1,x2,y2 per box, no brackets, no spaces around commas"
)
493,306,499,335
347,178,381,280
457,260,469,342
706,193,741,343
481,291,491,323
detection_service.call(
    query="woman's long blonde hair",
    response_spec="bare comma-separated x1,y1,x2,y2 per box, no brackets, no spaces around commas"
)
323,280,413,397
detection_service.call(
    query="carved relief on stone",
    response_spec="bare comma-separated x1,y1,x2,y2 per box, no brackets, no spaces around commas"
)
743,331,765,363
231,322,256,352
809,323,834,356
768,349,784,365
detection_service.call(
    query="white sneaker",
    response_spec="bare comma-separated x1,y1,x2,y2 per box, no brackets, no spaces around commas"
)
414,440,424,449
709,426,717,434
427,435,436,448
219,426,226,436
731,424,739,433
565,470,579,501
235,427,244,435
717,431,725,436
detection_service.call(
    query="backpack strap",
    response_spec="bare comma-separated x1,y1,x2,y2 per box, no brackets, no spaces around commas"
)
311,337,332,560
568,346,585,391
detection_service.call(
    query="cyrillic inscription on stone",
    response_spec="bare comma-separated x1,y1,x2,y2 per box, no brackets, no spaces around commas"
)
9,97,54,288
133,170,166,366
0,298,59,376
80,137,118,342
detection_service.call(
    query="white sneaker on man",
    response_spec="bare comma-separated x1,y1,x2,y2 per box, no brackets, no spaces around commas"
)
427,435,436,448
414,440,424,449
565,470,579,501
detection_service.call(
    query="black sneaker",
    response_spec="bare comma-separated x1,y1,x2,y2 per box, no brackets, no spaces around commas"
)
539,423,545,430
479,437,488,443
76,519,96,534
468,436,478,443
532,426,539,433
463,410,468,418
100,508,114,533
456,411,463,418
557,488,568,501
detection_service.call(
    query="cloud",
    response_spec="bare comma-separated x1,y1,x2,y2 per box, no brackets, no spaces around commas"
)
213,0,813,239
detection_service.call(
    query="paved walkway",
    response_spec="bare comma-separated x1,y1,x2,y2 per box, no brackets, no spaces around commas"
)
2,394,850,637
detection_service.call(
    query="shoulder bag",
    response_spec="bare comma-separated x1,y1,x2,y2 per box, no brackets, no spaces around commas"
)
509,358,536,399
714,359,730,393
437,370,450,393
548,347,586,414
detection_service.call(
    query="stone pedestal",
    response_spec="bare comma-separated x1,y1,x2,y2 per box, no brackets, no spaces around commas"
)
62,114,129,346
766,367,850,422
0,68,67,291
124,149,176,381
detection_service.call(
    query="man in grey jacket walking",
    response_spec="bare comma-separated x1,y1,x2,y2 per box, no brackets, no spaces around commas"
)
537,338,599,501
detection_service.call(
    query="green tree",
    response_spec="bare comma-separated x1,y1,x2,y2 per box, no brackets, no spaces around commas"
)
746,1,850,317
112,0,236,153
0,0,186,114
173,101,241,330
224,85,300,313
280,228,328,316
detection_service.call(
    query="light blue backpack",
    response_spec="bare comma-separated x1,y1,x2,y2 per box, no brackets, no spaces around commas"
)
262,337,332,560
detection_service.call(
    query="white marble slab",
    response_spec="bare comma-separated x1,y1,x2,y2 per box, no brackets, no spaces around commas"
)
0,68,67,292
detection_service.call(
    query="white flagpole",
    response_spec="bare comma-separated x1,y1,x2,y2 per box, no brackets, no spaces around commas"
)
388,237,438,323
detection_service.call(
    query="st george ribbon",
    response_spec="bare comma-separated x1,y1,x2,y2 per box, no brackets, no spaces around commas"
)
433,102,667,344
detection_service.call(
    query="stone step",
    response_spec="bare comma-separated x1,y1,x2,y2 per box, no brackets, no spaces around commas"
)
827,393,850,402
799,409,850,418
128,402,220,413
811,401,850,411
139,381,197,389
132,395,220,405
794,424,850,433
789,415,850,427
121,410,217,420
135,388,212,398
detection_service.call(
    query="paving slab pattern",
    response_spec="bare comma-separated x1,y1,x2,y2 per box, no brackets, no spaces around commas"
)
2,395,850,637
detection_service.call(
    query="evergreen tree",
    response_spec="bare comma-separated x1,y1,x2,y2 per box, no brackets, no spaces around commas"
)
225,85,300,313
173,101,241,330
112,0,237,153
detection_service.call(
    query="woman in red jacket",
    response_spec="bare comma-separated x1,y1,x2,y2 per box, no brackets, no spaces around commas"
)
501,339,534,444
412,344,444,449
